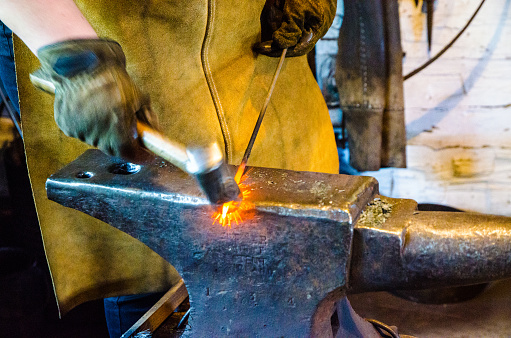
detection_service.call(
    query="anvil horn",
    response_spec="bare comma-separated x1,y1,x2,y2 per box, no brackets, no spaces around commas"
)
46,150,511,336
349,197,511,293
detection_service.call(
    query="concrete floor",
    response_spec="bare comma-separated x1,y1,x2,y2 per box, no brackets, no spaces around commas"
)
349,279,511,337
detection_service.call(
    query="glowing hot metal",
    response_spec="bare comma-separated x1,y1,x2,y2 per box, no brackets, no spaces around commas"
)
212,165,253,227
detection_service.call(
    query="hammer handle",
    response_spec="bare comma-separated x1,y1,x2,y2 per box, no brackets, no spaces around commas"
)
136,122,189,172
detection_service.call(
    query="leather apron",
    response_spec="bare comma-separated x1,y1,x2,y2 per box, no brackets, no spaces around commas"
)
14,0,339,314
336,0,406,171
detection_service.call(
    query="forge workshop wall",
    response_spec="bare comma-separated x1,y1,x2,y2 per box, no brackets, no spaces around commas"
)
319,0,511,216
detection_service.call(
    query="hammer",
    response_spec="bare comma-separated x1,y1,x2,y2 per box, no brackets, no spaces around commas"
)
30,73,241,206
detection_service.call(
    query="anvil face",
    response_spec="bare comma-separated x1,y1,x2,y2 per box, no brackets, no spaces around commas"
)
46,150,378,336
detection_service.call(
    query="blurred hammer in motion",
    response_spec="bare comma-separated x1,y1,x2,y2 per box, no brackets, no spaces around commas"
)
30,73,241,206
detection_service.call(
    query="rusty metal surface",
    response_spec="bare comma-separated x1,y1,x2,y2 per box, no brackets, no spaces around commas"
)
46,149,378,336
349,196,511,293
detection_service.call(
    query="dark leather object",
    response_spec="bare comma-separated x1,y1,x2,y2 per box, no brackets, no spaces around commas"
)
336,0,406,171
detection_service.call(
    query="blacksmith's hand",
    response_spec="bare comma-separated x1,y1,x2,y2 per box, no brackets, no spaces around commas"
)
33,38,157,163
254,0,337,57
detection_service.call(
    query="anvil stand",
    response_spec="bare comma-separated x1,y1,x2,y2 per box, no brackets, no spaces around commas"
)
46,150,511,337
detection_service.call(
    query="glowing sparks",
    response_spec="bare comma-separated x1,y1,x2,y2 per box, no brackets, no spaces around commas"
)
212,165,253,227
221,203,229,219
212,186,252,227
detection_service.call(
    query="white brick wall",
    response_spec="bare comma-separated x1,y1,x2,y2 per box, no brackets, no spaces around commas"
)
364,0,511,215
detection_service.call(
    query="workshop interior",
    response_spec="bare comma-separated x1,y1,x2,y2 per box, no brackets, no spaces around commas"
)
1,0,511,337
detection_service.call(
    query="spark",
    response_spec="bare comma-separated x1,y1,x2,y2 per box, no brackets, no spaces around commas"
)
222,203,229,219
212,165,253,227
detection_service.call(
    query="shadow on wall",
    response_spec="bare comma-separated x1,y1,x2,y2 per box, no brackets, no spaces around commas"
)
405,0,510,141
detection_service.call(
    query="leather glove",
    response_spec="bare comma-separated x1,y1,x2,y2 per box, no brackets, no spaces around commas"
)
33,38,157,163
255,0,337,57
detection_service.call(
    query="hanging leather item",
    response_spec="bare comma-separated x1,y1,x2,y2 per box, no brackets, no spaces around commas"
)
335,0,406,171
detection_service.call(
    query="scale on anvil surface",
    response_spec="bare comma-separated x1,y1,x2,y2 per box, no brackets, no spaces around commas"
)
47,149,511,337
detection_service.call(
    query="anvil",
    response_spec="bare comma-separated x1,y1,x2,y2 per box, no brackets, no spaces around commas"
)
46,150,511,336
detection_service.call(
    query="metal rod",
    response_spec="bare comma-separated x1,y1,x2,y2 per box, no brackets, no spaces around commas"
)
238,48,287,176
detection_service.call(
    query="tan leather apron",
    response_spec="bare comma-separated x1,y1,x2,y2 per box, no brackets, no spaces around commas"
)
14,0,339,314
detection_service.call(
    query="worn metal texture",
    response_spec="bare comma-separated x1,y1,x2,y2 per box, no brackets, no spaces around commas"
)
349,196,511,293
46,149,378,336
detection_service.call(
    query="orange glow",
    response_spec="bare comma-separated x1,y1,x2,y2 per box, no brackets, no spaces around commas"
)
212,165,253,227
234,162,246,184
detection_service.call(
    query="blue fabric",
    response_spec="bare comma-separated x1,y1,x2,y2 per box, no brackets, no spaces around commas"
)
103,292,166,338
0,21,20,115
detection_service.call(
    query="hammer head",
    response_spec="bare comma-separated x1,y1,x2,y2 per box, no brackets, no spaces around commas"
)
186,144,241,205
194,161,242,206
